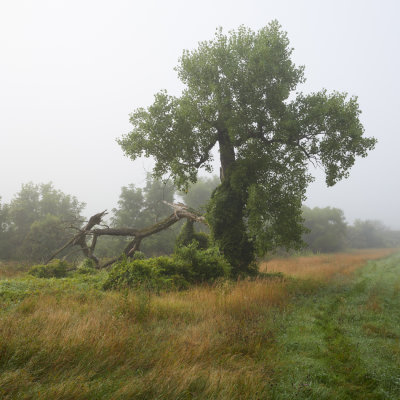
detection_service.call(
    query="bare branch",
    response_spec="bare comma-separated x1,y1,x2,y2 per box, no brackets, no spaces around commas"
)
46,205,206,269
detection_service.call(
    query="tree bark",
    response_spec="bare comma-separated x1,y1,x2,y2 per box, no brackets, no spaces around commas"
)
218,130,236,182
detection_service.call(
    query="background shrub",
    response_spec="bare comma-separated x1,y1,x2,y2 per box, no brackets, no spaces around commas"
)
28,259,69,278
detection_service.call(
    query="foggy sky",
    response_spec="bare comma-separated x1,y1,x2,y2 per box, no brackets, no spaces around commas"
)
1,0,399,228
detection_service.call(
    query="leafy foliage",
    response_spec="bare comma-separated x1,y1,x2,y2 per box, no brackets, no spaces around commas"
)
179,175,219,236
207,172,258,274
0,198,10,259
118,22,376,275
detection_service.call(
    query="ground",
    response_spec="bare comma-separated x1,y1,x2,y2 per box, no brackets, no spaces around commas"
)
0,248,399,399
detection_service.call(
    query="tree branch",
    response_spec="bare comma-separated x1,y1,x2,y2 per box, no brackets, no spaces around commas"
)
177,136,218,169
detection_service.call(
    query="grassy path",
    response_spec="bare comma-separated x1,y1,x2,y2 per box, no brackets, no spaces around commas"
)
271,253,400,399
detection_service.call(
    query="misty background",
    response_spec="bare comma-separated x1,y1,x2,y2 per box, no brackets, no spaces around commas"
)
1,0,399,228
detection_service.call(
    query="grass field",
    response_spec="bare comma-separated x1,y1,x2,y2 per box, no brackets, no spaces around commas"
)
0,248,399,399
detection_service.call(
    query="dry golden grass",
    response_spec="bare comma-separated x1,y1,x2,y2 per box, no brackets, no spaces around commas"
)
260,248,397,280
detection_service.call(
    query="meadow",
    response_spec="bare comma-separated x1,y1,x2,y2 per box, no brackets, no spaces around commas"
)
0,248,399,399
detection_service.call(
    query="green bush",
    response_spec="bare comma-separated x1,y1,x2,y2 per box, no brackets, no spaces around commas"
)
175,242,231,282
103,243,230,291
103,256,191,291
28,259,70,278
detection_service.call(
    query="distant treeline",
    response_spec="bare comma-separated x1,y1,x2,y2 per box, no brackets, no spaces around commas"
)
302,206,400,253
1,178,398,263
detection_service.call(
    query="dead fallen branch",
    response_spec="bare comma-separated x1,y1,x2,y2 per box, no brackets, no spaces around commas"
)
46,204,206,268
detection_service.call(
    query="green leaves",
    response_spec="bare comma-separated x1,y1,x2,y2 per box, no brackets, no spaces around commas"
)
286,90,377,186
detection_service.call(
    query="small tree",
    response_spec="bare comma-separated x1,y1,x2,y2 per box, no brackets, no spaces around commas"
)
118,22,376,275
3,183,84,262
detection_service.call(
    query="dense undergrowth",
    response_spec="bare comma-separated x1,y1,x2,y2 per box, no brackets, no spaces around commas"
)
0,248,398,399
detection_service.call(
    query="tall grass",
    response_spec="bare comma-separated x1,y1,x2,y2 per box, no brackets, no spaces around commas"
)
0,248,397,399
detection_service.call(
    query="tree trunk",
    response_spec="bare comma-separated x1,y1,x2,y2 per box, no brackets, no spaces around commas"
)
208,132,256,276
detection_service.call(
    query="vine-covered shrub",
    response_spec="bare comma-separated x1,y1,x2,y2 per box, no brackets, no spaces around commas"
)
103,243,230,291
175,242,231,282
28,259,69,278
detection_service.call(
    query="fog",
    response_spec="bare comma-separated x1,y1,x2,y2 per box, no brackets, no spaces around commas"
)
1,0,399,228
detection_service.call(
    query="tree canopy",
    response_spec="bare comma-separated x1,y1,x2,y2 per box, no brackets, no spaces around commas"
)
118,22,376,275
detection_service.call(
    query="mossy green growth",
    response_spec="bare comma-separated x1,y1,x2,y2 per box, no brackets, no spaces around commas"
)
175,220,210,250
28,259,70,278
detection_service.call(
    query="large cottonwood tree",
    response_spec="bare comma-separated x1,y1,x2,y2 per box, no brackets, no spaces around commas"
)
118,22,376,275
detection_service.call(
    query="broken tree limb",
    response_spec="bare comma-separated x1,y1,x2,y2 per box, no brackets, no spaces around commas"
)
45,210,107,265
45,204,206,268
162,201,206,223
